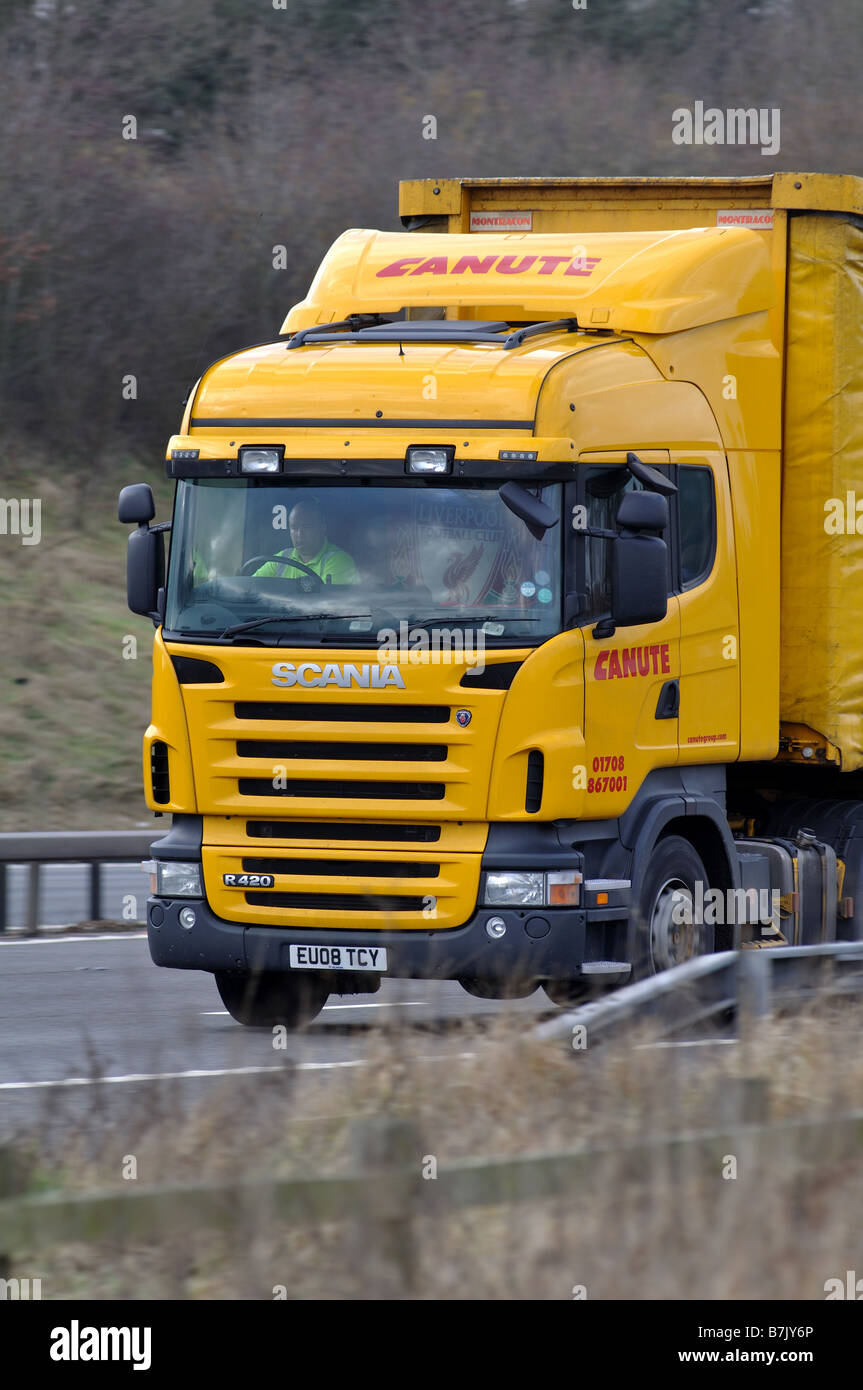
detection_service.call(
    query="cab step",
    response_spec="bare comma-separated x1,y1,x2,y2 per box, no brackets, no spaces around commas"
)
581,961,632,978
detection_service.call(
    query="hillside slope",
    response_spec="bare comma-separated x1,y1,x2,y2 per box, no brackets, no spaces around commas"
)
0,464,172,831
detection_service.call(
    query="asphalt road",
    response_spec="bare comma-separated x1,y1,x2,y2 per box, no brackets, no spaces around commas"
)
0,933,553,1135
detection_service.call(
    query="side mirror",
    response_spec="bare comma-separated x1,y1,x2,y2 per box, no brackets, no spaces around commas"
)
610,493,668,627
119,484,164,621
118,483,156,524
615,490,667,532
499,482,559,540
625,451,678,497
126,526,165,620
612,534,668,626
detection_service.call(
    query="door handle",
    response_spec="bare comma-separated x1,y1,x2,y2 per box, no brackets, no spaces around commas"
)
655,679,680,720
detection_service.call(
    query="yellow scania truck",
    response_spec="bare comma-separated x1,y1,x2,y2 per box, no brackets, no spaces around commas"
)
120,173,863,1026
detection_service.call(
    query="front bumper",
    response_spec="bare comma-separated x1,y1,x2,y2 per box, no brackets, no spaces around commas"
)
146,894,629,982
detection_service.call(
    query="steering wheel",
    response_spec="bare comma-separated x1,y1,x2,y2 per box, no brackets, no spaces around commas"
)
240,553,324,589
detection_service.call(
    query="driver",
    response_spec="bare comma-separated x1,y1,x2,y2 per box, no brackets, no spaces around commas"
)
253,497,358,583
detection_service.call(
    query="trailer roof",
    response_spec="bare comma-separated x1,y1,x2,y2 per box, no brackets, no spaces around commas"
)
398,173,863,219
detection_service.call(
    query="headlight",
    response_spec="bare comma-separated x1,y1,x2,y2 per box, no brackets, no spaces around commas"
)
481,869,582,907
483,871,544,906
155,861,202,898
405,446,454,474
239,447,282,474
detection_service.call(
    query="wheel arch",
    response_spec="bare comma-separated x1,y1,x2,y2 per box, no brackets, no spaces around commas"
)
626,797,741,955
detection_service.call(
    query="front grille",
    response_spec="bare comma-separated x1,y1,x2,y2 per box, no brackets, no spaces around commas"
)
186,667,486,818
246,891,426,912
150,742,171,804
236,701,450,724
204,829,482,930
242,857,439,878
237,739,447,762
238,778,446,800
245,820,442,843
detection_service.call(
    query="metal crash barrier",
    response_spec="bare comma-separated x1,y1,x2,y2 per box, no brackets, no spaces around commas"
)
0,830,155,935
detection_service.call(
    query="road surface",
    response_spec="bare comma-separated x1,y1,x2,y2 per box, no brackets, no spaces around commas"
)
0,933,553,1134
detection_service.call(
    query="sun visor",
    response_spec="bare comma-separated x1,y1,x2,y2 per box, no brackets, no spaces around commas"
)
281,226,774,336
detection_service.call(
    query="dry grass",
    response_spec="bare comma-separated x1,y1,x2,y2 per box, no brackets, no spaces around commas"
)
4,996,863,1299
0,456,172,830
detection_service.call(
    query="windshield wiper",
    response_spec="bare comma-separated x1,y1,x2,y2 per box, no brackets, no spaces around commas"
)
220,613,370,639
408,613,541,627
287,319,511,350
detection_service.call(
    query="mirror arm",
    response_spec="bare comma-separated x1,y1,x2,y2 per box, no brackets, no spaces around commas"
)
625,451,678,496
573,524,618,541
150,586,166,627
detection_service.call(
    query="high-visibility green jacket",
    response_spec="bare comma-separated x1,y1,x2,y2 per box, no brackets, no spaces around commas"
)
254,541,358,584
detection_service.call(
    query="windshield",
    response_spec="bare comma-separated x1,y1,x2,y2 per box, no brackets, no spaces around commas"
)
164,479,563,645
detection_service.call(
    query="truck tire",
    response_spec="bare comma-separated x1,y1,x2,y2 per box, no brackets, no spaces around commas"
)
632,834,715,979
542,978,592,1006
459,977,538,1000
214,970,329,1028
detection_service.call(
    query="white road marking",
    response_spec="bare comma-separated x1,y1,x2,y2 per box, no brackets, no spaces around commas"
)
0,1052,477,1092
0,1064,353,1090
324,1001,425,1011
633,1038,738,1050
201,1001,426,1017
0,933,146,946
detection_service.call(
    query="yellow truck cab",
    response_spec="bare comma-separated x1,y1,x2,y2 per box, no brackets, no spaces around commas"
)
120,174,863,1026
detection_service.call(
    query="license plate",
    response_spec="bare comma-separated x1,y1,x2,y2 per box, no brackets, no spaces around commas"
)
289,944,387,972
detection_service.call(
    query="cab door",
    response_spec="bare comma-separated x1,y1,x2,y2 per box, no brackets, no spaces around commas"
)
673,453,740,760
573,460,680,821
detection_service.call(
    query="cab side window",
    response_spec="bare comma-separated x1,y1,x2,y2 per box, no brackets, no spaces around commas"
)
678,466,715,589
579,468,645,621
576,466,678,622
570,462,714,624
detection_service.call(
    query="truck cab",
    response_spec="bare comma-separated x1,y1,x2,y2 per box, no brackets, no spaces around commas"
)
121,175,863,1025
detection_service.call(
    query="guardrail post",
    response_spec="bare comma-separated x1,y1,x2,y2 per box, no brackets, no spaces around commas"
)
713,1075,771,1127
88,863,101,922
712,1075,771,1185
0,1149,11,1278
737,949,772,1038
0,1146,28,1279
26,863,41,938
0,862,6,934
350,1116,419,1297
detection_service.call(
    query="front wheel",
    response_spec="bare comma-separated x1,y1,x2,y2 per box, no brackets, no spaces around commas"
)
542,978,591,1007
459,977,538,1000
632,834,715,979
215,970,329,1028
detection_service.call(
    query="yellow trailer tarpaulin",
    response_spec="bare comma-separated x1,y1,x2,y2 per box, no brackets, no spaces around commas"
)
781,214,863,768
